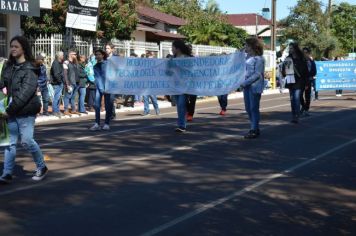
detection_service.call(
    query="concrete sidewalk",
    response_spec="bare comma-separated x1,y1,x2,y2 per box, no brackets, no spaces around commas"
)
35,89,285,124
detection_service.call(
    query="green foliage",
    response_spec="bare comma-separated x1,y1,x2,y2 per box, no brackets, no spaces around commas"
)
22,0,138,40
22,0,67,36
331,2,356,54
97,0,138,39
153,0,247,48
279,0,356,58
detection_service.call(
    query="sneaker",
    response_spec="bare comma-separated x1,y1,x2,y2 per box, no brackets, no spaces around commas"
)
90,123,101,131
219,110,226,116
71,111,81,116
0,174,12,184
336,94,342,97
175,127,186,133
42,112,50,116
80,111,88,115
142,113,150,116
244,130,258,139
102,124,110,130
304,111,310,117
32,166,48,181
187,115,193,122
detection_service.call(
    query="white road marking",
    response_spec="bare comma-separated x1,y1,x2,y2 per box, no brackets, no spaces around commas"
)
139,138,356,236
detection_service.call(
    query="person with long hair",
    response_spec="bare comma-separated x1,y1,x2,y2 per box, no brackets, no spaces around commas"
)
172,40,193,133
241,37,265,139
282,42,309,123
0,36,48,183
89,49,114,131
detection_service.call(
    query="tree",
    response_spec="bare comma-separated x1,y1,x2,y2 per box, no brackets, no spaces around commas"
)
331,2,356,54
279,0,339,59
22,0,138,40
205,0,222,15
153,0,247,48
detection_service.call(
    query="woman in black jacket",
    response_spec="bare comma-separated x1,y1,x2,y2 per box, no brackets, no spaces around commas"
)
282,42,309,124
0,36,48,184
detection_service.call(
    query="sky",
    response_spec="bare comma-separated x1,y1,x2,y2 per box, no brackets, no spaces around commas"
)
214,0,356,20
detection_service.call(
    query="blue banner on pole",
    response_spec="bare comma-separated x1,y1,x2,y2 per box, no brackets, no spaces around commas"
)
315,60,356,90
105,52,246,96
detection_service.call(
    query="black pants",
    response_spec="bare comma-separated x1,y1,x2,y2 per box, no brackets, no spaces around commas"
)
300,82,312,112
87,88,96,109
310,80,318,99
218,94,228,111
186,95,197,116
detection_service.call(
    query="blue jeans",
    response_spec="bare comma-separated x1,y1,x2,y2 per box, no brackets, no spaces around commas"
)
143,95,159,114
39,86,49,113
218,94,228,111
243,88,261,130
175,95,187,128
3,116,45,175
94,90,114,125
64,84,79,112
78,87,86,113
289,88,301,118
52,84,63,113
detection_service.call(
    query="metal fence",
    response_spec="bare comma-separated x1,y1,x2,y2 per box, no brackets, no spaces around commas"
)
29,34,240,64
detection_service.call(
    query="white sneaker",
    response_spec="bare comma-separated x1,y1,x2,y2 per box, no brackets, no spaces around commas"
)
89,123,101,131
102,124,110,130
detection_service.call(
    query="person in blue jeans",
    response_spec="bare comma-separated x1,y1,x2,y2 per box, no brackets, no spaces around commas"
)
36,54,50,116
0,36,48,184
63,49,80,116
50,51,65,118
90,49,114,131
142,95,160,116
241,37,265,139
78,54,88,114
172,40,193,133
282,42,309,124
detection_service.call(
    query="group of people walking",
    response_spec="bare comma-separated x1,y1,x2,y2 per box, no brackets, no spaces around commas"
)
0,35,318,184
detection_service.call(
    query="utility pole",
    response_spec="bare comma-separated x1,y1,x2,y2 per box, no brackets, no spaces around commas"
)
270,0,277,89
271,0,277,51
328,0,332,30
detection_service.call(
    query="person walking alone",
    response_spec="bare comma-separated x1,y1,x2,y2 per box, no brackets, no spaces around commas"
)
241,37,265,139
0,36,48,184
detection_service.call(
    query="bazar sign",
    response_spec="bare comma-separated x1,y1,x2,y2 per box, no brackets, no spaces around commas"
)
0,0,40,16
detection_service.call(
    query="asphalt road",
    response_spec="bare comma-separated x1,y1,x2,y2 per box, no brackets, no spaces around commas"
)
0,91,355,236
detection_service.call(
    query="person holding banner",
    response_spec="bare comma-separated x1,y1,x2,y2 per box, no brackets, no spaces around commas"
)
172,40,193,133
90,49,114,131
0,36,48,184
282,42,309,124
240,37,265,139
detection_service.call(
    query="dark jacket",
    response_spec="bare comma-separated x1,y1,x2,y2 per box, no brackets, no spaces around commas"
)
63,60,79,86
38,64,48,88
50,59,64,85
307,58,317,79
0,61,41,117
282,56,309,90
78,63,88,88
